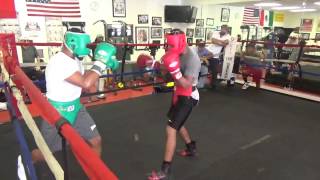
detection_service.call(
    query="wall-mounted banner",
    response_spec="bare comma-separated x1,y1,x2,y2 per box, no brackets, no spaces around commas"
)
19,16,47,42
274,12,284,22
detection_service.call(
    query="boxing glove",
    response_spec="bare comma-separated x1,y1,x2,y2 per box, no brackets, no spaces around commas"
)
161,51,182,80
91,43,119,75
137,54,153,69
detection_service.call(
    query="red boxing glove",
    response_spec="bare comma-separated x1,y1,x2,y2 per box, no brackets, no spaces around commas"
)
161,52,182,80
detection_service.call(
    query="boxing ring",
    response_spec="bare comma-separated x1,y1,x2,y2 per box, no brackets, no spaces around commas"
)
1,33,320,179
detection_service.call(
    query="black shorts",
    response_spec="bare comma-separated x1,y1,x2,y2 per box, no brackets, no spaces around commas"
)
167,96,198,130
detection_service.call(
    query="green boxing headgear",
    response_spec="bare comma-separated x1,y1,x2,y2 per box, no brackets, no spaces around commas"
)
94,43,119,70
64,31,91,58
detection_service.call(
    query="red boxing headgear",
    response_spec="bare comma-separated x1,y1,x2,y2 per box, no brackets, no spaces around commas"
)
165,30,186,54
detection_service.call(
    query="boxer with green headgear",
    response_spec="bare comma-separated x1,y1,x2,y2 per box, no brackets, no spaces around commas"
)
31,29,119,163
64,31,91,58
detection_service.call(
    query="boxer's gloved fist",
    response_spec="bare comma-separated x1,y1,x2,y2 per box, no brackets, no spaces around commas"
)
91,43,119,75
137,54,153,69
161,52,182,80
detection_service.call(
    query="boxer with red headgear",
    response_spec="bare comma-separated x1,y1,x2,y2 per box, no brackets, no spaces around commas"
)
148,29,201,180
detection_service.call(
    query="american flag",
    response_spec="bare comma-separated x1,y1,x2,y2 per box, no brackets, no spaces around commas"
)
26,0,81,18
243,7,260,25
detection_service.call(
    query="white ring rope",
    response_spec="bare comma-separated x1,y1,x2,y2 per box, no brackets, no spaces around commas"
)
0,62,64,180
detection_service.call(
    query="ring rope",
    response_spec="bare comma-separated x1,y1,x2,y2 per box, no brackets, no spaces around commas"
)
14,41,320,49
1,63,64,180
2,83,38,180
2,45,119,179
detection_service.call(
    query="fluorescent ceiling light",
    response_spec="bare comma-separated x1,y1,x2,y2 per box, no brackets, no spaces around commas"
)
290,9,317,12
314,1,320,5
272,6,300,10
254,2,282,7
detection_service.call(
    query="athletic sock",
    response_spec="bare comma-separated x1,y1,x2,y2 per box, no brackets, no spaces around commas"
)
161,161,171,174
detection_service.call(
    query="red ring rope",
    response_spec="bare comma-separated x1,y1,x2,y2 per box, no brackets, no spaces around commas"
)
13,41,320,49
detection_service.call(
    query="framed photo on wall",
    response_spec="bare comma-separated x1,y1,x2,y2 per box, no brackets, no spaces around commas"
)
135,26,149,50
315,33,320,41
152,17,162,26
138,14,149,24
112,0,126,17
195,28,204,38
300,33,310,40
300,19,313,32
187,38,193,44
186,28,194,38
206,18,214,26
221,8,230,22
205,28,215,41
196,19,204,27
195,39,203,44
164,28,172,35
228,27,232,35
151,27,162,38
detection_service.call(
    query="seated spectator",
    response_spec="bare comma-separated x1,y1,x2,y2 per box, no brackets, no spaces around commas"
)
193,41,213,88
20,37,40,80
240,43,265,89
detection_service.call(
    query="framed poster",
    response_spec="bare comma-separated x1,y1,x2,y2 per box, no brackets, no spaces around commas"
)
135,26,149,50
196,19,204,27
300,19,313,32
187,38,193,44
138,14,149,24
205,28,215,41
195,39,203,44
195,27,204,38
221,8,230,22
152,17,162,26
300,33,310,40
164,28,172,35
206,18,214,26
228,27,232,35
315,33,320,41
112,0,126,17
151,27,162,38
186,28,194,38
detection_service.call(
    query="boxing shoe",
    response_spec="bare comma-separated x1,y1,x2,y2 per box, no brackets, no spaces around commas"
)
148,162,171,180
148,170,170,180
178,141,197,157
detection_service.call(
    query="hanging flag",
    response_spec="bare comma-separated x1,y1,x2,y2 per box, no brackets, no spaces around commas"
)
264,10,270,27
269,11,274,26
0,0,16,18
25,0,81,18
243,7,260,25
259,9,264,26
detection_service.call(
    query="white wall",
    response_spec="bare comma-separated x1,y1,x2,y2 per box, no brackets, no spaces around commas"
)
79,0,183,61
282,11,320,40
191,4,245,37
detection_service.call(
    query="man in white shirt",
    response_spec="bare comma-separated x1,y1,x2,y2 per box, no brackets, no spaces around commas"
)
207,25,231,88
32,29,119,162
284,27,300,52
